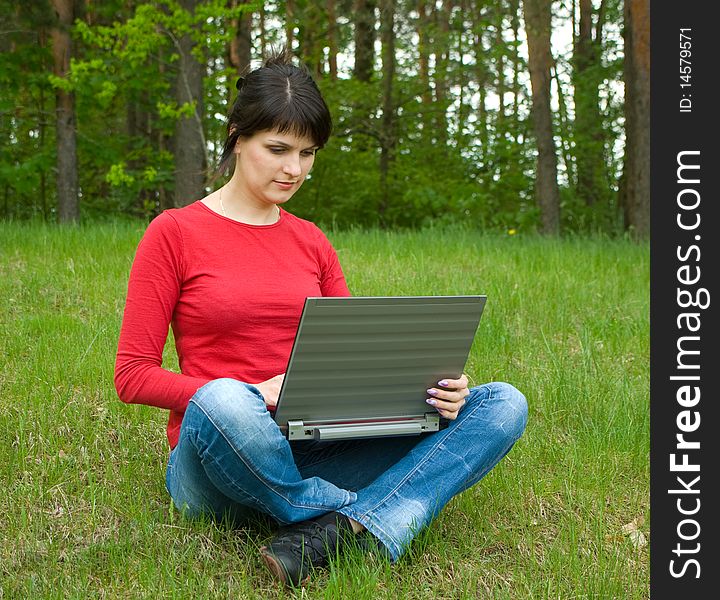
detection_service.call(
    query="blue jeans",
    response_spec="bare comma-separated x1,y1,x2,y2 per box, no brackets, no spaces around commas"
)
166,378,527,561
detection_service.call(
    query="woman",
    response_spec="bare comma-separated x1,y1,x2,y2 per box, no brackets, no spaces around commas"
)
115,49,528,587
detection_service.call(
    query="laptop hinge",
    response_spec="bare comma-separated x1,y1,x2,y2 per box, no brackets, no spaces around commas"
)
287,420,309,440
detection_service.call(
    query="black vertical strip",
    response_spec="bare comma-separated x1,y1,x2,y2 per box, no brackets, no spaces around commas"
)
650,2,719,595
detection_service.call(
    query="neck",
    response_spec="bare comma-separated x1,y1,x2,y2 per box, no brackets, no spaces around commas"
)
219,184,280,225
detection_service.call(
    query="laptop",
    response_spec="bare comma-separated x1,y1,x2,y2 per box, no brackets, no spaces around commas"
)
273,295,486,442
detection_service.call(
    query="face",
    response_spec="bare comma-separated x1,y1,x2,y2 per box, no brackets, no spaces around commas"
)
233,129,318,208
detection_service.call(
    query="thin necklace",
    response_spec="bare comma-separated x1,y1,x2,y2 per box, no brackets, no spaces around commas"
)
219,187,227,217
218,186,280,222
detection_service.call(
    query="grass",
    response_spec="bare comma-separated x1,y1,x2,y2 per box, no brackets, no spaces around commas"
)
0,221,649,599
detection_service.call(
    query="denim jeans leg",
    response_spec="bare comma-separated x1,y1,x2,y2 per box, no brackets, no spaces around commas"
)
166,421,258,523
165,378,356,524
334,382,528,561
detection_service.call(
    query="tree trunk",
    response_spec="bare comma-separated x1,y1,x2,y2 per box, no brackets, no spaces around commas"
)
473,8,489,166
572,0,608,207
299,2,324,77
417,0,432,134
38,27,49,220
50,0,79,223
127,91,149,213
552,61,575,187
173,0,207,207
227,0,252,111
259,3,267,57
431,1,450,145
156,45,171,213
509,0,521,141
285,0,296,50
495,5,506,128
327,0,338,80
522,0,560,234
378,0,396,224
621,0,650,237
354,0,376,82
228,0,252,76
455,0,471,141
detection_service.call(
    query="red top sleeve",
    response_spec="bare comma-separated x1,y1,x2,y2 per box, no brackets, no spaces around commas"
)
114,212,210,413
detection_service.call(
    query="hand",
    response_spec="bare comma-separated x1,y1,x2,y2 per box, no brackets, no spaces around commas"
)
254,373,285,409
426,374,470,420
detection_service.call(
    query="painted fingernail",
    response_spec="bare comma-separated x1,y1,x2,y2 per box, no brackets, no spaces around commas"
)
426,388,437,396
426,398,437,406
438,380,449,387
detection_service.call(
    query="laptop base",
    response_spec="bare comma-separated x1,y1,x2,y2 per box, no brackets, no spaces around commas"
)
287,413,441,441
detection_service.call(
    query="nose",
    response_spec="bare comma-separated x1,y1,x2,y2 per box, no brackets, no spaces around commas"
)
283,154,302,178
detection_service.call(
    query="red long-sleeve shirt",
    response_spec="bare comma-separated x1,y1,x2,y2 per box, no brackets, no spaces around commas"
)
114,201,350,448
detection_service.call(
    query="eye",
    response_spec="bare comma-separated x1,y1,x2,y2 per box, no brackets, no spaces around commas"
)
301,149,316,157
269,147,286,154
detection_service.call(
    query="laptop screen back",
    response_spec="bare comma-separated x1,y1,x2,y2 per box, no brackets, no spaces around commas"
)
273,296,486,430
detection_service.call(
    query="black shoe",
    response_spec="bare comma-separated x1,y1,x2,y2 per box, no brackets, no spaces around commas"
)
259,512,354,587
356,530,394,561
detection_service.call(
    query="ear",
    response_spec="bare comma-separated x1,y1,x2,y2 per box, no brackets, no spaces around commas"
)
228,125,242,154
233,135,244,154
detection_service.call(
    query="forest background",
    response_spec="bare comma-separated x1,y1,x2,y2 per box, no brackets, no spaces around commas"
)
1,0,649,236
1,3,651,595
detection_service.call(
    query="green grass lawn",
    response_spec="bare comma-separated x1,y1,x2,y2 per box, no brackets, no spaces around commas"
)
0,222,649,599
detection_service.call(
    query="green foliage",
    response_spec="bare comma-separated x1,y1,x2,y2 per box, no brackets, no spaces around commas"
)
53,0,251,218
0,0,628,234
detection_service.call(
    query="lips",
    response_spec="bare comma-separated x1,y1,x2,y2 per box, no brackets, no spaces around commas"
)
273,180,297,189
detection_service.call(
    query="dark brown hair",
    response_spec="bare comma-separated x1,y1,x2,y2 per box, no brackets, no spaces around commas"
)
217,47,333,175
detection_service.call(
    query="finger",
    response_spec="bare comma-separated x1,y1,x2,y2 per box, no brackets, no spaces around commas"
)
436,407,458,420
436,374,469,390
426,396,466,413
435,403,462,420
427,386,469,403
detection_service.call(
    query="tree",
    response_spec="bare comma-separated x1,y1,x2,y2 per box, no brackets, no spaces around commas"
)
471,1,490,163
50,0,79,222
508,0,522,135
228,0,252,77
572,0,610,209
173,0,207,207
432,0,450,145
494,2,507,129
326,0,339,80
353,0,376,82
620,0,649,237
286,0,296,50
378,0,396,223
522,0,560,233
0,1,56,219
2,0,630,234
417,0,432,133
297,0,325,77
